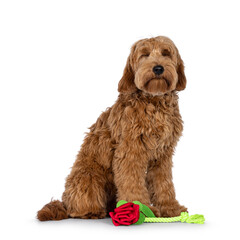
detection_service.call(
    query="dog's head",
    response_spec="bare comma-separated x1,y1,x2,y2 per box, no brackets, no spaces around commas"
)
118,36,186,95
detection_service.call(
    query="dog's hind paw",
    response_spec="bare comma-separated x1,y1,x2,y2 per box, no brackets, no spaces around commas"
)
81,211,107,219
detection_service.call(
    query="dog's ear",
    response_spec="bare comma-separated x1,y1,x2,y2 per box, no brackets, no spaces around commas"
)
176,53,187,91
118,47,138,94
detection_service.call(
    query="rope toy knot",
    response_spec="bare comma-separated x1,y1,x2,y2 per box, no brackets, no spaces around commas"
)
180,212,205,224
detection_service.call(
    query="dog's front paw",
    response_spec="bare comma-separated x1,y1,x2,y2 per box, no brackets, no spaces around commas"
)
160,202,187,217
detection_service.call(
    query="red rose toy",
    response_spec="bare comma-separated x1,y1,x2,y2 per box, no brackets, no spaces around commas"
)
109,202,139,226
109,200,155,226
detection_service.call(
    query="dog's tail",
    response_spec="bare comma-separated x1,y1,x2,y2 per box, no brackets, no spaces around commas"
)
37,200,68,221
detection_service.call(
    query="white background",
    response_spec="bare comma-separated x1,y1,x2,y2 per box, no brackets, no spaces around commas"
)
0,0,240,239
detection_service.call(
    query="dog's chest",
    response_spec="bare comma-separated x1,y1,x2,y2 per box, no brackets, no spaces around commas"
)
142,102,182,149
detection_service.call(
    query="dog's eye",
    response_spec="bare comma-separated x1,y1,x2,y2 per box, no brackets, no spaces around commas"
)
162,49,171,57
140,53,150,58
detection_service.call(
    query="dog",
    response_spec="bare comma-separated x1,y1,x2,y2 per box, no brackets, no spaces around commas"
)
37,36,187,221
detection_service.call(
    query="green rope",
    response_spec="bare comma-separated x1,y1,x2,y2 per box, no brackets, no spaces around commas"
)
144,212,205,224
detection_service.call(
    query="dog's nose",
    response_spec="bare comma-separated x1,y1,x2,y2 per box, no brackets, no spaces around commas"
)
153,65,164,75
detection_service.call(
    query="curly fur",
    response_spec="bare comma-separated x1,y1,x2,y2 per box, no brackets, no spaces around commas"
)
37,200,68,221
37,36,187,221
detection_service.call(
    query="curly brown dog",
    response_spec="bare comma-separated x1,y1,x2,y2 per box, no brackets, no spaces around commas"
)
37,36,187,221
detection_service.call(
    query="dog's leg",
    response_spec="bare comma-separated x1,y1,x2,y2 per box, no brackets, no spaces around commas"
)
146,148,187,217
62,153,108,219
112,138,160,217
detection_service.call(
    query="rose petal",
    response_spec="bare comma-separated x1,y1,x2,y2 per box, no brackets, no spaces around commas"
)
115,206,134,213
115,211,132,218
117,219,132,225
132,205,140,224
